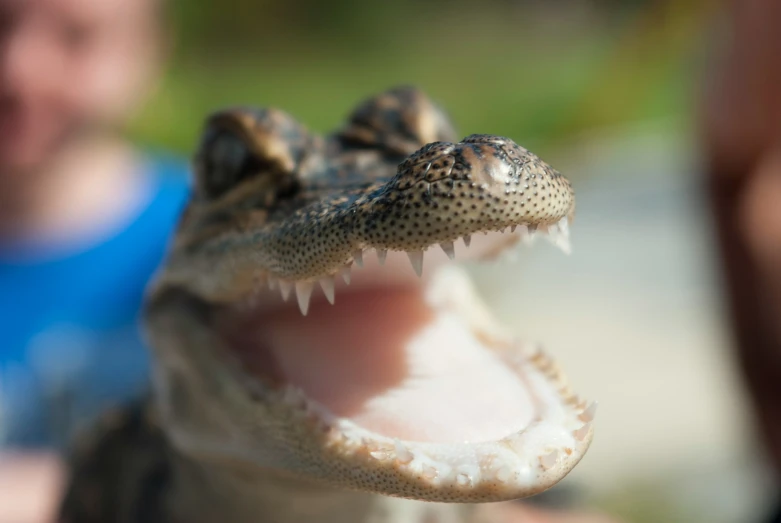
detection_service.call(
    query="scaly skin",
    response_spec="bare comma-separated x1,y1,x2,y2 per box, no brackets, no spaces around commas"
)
60,87,595,523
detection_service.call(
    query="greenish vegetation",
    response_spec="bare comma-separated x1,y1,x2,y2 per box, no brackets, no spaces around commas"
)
130,0,710,166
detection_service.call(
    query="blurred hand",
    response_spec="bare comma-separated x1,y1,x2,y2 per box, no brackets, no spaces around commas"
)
0,453,64,523
702,0,781,472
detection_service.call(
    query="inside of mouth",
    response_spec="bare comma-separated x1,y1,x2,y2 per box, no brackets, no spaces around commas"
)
217,262,538,444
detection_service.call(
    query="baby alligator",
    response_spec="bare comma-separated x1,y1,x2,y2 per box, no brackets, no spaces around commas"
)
60,86,595,523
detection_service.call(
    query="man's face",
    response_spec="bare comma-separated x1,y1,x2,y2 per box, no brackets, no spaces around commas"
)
0,0,160,174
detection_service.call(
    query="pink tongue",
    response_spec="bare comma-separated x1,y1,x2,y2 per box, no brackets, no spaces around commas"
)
226,285,534,443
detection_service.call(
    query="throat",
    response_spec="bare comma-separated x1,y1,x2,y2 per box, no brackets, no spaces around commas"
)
218,277,534,444
170,451,449,523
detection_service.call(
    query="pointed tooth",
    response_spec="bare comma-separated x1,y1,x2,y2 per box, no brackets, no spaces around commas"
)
558,216,570,236
369,449,392,461
340,267,351,284
376,249,387,265
579,401,598,423
463,235,471,248
279,280,292,301
522,225,537,245
422,465,437,479
540,450,559,470
295,281,314,315
439,241,455,260
407,251,424,277
495,465,513,483
352,249,364,267
394,440,413,464
268,277,277,290
320,277,335,304
573,422,591,442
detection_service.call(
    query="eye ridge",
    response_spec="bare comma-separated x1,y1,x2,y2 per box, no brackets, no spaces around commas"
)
197,128,288,199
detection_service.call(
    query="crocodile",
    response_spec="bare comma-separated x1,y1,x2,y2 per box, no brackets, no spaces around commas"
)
59,86,596,523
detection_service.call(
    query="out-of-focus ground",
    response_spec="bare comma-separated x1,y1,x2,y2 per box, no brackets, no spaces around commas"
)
125,1,762,521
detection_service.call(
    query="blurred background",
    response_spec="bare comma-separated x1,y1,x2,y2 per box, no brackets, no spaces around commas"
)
0,0,773,521
136,0,706,159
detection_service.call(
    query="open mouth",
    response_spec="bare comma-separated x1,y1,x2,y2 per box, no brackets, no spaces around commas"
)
206,218,595,502
150,112,595,503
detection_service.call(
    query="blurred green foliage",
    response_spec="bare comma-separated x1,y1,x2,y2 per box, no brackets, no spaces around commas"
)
131,0,711,162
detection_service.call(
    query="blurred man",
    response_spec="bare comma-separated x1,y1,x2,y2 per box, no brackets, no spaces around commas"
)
0,0,187,520
0,0,188,448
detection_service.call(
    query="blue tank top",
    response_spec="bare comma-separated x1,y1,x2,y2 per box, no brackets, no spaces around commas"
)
0,153,190,448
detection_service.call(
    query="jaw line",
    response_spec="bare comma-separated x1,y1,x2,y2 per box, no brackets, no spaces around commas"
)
209,257,596,502
236,216,572,316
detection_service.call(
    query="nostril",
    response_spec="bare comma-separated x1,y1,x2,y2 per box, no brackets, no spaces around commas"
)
474,154,514,186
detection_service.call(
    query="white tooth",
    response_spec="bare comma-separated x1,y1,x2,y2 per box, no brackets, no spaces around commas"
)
320,277,335,304
352,249,364,267
440,241,455,260
522,226,537,245
538,224,549,233
540,450,559,470
394,440,413,464
515,224,529,236
573,422,591,442
580,401,598,423
407,250,424,276
340,267,351,284
268,277,277,290
295,281,314,315
376,249,387,265
463,235,471,247
558,216,570,236
369,449,392,461
542,222,571,254
543,224,572,254
279,280,292,301
495,465,513,483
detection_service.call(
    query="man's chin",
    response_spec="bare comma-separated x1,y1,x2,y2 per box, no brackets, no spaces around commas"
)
0,113,75,177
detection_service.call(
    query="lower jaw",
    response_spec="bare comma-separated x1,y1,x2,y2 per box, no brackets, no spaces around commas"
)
214,262,595,499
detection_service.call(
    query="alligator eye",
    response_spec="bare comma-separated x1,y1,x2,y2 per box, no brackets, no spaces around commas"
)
194,127,270,199
339,86,457,156
194,108,313,200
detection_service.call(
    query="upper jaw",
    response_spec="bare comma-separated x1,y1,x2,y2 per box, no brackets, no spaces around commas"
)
157,134,574,309
259,216,573,316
